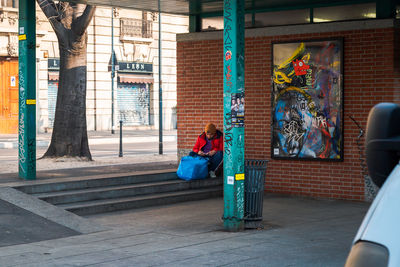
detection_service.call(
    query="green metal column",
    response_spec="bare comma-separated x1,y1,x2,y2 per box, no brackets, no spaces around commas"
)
18,0,36,180
189,0,201,33
223,0,245,231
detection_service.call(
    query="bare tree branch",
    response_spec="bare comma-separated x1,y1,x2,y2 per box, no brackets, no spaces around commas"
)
36,0,65,37
72,5,96,36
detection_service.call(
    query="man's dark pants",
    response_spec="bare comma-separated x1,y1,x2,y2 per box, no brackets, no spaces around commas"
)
189,151,223,172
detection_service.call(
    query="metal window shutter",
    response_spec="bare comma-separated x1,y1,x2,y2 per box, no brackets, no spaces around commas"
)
48,80,58,128
117,83,150,126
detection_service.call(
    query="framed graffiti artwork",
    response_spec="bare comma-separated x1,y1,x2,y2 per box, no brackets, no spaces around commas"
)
271,39,344,161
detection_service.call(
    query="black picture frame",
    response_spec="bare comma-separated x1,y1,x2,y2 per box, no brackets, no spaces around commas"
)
271,38,344,161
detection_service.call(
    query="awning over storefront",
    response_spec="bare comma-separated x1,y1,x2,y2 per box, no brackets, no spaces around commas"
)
118,74,154,84
48,72,59,81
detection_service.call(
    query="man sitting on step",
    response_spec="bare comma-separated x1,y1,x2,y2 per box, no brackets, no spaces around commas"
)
189,123,223,178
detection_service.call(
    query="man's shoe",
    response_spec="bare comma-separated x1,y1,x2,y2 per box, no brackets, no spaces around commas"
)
209,171,217,178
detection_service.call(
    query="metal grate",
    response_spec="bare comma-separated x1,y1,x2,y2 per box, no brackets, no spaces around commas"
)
244,159,268,221
117,83,150,126
48,80,58,128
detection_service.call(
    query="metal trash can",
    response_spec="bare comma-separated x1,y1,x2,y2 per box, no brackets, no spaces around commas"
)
244,159,268,228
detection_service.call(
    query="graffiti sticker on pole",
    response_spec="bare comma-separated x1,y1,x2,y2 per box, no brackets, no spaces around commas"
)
235,173,244,181
10,76,16,87
231,93,244,127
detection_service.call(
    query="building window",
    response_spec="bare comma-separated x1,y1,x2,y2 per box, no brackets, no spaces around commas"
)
201,17,223,31
201,14,252,31
198,2,379,31
120,18,153,39
0,0,18,8
396,5,400,18
255,9,310,27
313,3,376,23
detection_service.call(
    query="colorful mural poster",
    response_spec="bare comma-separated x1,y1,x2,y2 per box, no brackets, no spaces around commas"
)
272,39,343,160
231,93,244,127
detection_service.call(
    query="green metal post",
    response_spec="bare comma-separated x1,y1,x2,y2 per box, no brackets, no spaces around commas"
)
18,0,36,180
223,0,245,231
158,0,163,155
111,7,115,134
189,0,201,32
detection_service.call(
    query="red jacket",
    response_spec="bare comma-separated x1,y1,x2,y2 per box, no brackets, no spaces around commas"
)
193,130,223,153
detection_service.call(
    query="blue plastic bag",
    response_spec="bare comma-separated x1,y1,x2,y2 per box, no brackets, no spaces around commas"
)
177,156,209,180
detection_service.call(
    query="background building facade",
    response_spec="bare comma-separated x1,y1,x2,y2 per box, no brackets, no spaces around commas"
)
0,4,188,134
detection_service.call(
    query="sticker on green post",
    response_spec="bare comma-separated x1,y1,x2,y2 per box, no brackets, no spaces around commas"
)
235,173,244,180
26,99,36,105
19,34,27,41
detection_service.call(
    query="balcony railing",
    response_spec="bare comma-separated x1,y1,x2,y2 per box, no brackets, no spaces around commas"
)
120,18,153,40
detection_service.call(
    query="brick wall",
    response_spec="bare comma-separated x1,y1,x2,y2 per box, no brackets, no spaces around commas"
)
177,21,400,201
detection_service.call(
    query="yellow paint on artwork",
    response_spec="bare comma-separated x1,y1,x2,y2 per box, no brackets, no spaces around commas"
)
26,99,36,105
302,53,310,63
235,173,244,180
19,34,26,41
275,86,317,116
273,71,292,84
332,61,340,68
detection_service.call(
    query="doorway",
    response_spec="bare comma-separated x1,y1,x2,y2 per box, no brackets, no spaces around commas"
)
0,58,18,134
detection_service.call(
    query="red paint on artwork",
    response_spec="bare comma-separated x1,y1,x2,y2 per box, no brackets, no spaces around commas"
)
292,59,310,76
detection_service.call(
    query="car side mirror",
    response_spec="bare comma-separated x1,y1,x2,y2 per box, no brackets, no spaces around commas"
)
365,103,400,188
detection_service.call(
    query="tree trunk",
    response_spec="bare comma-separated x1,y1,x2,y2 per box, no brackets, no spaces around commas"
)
44,42,91,159
37,1,95,160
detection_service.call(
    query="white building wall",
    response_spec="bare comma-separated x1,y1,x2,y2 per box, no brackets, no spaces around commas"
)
84,7,189,131
36,5,55,133
152,13,189,130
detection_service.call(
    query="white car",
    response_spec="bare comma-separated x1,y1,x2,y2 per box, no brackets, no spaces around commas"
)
345,103,400,267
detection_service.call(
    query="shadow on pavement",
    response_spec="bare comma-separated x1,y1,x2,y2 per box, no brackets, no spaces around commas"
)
0,199,79,247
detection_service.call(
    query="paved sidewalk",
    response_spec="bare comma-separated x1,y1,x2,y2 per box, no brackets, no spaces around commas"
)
0,129,178,175
0,129,177,149
0,128,371,265
0,194,369,266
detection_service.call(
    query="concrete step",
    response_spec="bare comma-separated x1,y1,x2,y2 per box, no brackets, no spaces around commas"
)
14,169,177,194
33,178,223,205
13,169,223,215
59,187,223,215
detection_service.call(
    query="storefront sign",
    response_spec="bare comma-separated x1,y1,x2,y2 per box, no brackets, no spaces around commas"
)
118,62,152,73
48,58,60,70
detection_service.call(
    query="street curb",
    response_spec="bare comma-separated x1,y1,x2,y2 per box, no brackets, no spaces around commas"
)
0,140,49,149
0,135,176,149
